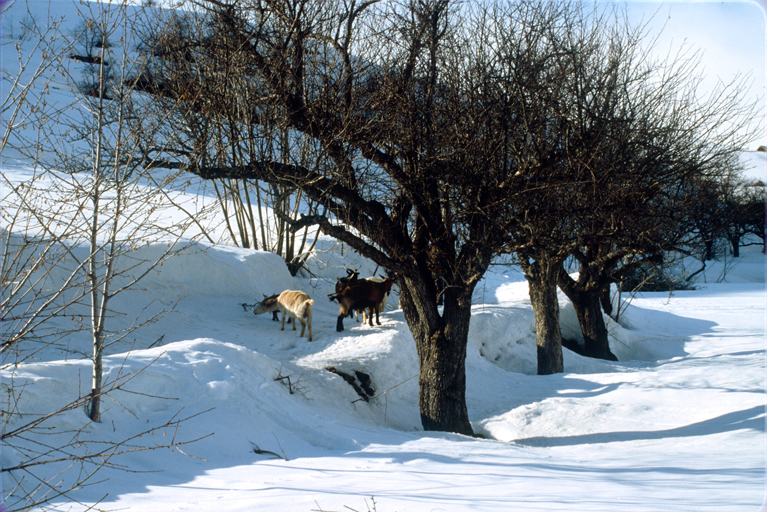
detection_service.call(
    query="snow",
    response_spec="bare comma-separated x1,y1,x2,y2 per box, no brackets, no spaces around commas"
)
3,190,764,512
2,1,766,511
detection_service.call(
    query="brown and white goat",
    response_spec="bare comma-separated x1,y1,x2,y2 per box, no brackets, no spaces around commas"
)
328,277,395,332
334,269,390,323
254,290,314,341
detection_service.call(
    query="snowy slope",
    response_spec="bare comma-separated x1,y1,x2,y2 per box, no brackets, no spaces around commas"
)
2,228,764,511
2,1,765,511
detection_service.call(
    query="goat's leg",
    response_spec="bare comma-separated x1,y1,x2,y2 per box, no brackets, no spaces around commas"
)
291,314,297,330
298,317,306,337
336,314,345,332
280,311,286,331
375,306,381,325
367,307,374,327
304,304,313,341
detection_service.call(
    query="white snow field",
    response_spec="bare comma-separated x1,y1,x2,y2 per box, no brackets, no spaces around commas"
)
2,213,765,511
2,1,765,511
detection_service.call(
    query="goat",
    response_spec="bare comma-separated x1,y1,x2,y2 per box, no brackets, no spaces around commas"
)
328,277,395,332
334,268,390,323
358,276,390,322
253,290,314,341
335,267,365,322
336,265,361,316
263,295,287,323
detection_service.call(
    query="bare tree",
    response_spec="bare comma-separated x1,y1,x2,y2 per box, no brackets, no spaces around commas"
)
54,0,204,422
136,0,756,431
2,2,205,508
139,0,507,434
722,176,766,257
562,149,760,356
491,3,756,368
132,8,324,275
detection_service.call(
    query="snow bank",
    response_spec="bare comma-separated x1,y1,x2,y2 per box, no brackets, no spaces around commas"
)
4,214,765,512
2,0,764,507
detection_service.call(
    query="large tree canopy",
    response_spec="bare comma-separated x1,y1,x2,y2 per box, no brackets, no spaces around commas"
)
136,0,755,434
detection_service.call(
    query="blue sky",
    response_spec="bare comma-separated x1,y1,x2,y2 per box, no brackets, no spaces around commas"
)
1,0,764,147
625,0,766,149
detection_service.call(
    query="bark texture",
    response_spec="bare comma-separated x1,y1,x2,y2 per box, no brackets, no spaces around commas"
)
523,258,564,375
400,276,474,436
558,270,618,361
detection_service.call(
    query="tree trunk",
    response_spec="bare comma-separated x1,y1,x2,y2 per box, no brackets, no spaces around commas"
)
569,290,618,361
524,258,564,375
729,234,741,257
599,283,613,318
703,238,716,261
89,331,104,422
558,272,618,362
399,276,474,436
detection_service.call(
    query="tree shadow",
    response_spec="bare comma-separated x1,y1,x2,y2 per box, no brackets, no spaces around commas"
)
606,303,720,362
514,405,765,447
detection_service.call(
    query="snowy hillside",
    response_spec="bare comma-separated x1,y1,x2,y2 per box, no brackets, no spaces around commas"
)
2,225,765,511
2,1,765,511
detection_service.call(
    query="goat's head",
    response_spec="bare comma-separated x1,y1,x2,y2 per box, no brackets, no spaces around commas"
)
335,266,361,293
339,266,360,282
253,293,279,315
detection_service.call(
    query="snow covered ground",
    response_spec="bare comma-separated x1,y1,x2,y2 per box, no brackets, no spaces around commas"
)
2,1,766,511
2,212,765,511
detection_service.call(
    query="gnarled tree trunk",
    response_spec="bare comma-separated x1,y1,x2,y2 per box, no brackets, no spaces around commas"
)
567,288,617,361
558,271,618,361
599,284,613,318
399,275,474,436
523,258,564,375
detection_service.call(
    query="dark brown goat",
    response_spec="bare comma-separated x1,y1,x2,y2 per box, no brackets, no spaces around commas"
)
328,277,395,332
335,268,391,323
335,267,360,303
336,265,365,322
